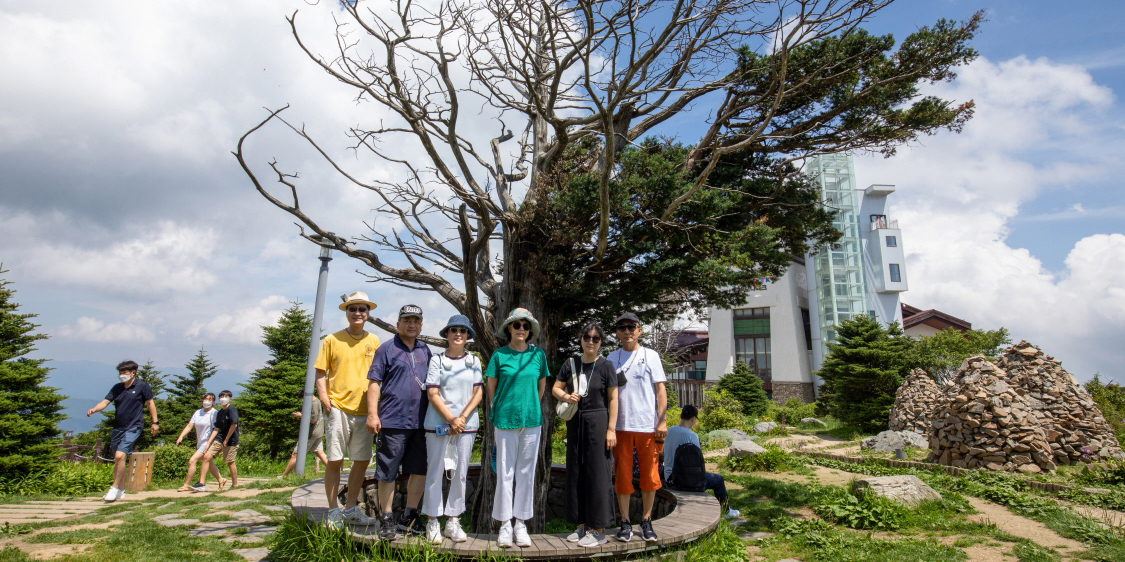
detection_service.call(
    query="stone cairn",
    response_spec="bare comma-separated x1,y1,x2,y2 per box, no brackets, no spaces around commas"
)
927,355,1058,473
998,341,1124,464
889,368,943,435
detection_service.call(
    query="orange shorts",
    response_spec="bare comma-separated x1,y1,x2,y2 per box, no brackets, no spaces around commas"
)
613,431,662,494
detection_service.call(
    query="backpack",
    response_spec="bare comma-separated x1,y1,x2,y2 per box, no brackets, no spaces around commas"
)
669,442,707,492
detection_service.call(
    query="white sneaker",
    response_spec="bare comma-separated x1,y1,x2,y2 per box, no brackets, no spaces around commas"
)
115,489,126,501
444,517,467,543
566,525,586,543
497,520,513,548
103,487,119,502
579,529,608,547
325,507,343,528
513,519,531,547
725,508,741,518
341,506,379,527
426,518,442,544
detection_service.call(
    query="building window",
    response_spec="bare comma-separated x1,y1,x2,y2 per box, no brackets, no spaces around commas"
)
886,235,897,247
801,308,812,351
690,360,707,381
733,308,771,384
889,263,901,283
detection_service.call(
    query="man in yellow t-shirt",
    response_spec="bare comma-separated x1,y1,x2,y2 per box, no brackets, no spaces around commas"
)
315,291,381,528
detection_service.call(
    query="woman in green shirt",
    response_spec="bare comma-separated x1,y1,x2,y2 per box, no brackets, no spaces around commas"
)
485,308,549,548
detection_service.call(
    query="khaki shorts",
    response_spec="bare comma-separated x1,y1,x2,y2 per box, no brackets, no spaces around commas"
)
206,441,239,464
325,407,374,462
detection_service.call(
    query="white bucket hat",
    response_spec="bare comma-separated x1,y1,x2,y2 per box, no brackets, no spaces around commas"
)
338,291,377,312
494,307,541,342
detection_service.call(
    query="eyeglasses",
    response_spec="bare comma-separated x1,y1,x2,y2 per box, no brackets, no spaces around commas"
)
615,324,639,332
511,321,531,331
581,334,602,343
347,306,369,313
447,327,469,335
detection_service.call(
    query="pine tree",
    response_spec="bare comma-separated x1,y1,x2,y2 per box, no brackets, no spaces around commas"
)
164,348,218,431
715,360,771,418
0,268,67,477
237,302,314,458
816,315,914,432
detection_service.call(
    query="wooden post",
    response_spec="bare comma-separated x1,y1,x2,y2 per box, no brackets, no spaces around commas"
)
123,452,155,492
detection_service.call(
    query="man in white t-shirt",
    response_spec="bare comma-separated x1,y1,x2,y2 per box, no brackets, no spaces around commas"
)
607,312,667,543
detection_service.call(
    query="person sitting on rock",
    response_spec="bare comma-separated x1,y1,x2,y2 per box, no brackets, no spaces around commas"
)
663,405,740,518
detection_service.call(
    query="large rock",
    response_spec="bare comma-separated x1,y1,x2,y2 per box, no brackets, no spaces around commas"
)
861,431,905,453
729,439,767,457
706,429,754,447
926,355,1057,473
800,417,829,428
753,421,779,433
889,368,943,434
852,475,942,506
998,341,1124,463
897,430,929,449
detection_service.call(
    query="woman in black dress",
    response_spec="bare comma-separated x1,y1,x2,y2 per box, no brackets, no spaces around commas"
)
551,322,625,547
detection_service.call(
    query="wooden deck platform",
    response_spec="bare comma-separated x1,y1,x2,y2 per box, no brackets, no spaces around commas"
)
290,471,720,560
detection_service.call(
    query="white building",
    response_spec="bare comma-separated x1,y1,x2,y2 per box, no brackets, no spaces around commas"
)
670,154,910,404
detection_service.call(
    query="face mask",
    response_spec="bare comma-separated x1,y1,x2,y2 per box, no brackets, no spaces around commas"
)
218,397,231,406
443,439,459,471
202,401,214,409
119,374,133,383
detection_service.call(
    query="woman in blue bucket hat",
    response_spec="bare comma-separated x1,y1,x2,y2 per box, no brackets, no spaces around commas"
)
420,315,482,544
484,308,550,548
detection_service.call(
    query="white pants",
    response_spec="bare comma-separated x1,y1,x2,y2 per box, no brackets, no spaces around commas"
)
422,432,476,518
492,426,541,522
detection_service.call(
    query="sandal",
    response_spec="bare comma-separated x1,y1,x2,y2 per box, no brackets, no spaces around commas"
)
176,486,192,492
218,478,228,491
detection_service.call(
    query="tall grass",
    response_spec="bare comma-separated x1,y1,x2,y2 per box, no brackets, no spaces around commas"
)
0,462,113,497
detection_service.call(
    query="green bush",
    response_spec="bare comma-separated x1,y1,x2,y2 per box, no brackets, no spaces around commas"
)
720,444,794,472
0,461,112,497
768,398,817,426
699,389,745,433
1086,375,1125,446
813,486,904,530
715,360,770,417
151,445,197,482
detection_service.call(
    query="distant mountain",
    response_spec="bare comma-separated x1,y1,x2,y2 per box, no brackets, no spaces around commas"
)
46,360,250,434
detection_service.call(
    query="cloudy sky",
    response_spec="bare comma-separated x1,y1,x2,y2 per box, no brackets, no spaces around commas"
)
1,1,1123,429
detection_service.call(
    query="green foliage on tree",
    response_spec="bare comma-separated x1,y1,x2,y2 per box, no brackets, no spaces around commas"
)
816,315,914,432
909,327,1011,383
716,360,771,418
0,269,67,477
163,348,218,431
237,302,314,458
698,388,745,434
1085,375,1125,446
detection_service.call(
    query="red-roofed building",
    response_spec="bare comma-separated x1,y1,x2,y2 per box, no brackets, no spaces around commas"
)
901,303,972,338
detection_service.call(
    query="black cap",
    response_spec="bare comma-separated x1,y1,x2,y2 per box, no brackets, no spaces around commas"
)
680,405,699,420
398,304,423,319
614,312,641,326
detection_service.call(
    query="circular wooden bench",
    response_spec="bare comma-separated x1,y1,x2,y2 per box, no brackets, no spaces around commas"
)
290,465,720,560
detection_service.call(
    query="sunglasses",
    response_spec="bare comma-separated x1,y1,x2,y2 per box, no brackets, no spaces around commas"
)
510,321,532,331
346,306,369,313
447,327,469,335
581,335,602,343
615,324,639,332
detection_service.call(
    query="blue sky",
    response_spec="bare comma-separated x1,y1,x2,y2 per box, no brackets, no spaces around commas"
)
1,0,1122,431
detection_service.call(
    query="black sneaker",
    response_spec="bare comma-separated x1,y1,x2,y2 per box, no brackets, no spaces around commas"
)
378,512,396,540
640,518,658,542
616,520,633,542
397,508,425,535
189,482,205,492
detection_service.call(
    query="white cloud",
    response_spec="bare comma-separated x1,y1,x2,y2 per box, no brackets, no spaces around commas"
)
58,313,156,343
855,55,1125,380
185,295,290,344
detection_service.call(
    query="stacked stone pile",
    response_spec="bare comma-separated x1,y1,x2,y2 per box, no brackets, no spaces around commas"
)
997,341,1123,463
927,355,1058,473
889,368,943,435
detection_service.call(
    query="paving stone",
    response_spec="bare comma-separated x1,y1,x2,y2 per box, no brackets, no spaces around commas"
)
158,518,200,527
232,509,267,520
197,521,248,530
264,505,288,512
189,528,230,537
223,536,264,544
231,547,270,561
738,531,774,541
207,500,252,509
157,502,176,510
153,513,183,522
244,525,277,537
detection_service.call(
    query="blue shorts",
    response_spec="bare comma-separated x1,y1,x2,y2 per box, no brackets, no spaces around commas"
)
374,428,426,482
110,427,142,455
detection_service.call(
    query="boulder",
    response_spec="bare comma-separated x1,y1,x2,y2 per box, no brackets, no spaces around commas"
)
852,475,942,506
897,430,929,449
799,417,829,428
861,431,905,453
729,439,767,457
753,421,779,433
706,429,755,447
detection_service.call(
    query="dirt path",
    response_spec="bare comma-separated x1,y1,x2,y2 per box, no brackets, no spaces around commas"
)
965,496,1086,553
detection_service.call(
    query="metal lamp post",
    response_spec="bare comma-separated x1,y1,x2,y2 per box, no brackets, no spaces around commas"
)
295,234,333,476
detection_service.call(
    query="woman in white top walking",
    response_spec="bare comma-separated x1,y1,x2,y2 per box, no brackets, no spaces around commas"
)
422,315,484,544
175,392,224,492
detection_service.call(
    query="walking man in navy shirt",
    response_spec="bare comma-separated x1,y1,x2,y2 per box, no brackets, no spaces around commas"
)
87,360,159,501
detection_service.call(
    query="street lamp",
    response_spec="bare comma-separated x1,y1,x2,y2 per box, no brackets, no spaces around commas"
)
295,233,333,476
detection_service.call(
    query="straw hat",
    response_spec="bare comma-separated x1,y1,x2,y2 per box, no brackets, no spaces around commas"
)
494,308,540,342
338,291,377,312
